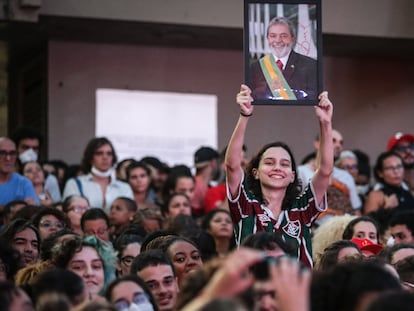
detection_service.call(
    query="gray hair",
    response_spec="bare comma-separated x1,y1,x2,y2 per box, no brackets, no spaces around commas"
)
335,150,357,166
266,16,296,38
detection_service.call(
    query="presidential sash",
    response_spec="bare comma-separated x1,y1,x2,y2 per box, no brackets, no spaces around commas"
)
259,55,297,100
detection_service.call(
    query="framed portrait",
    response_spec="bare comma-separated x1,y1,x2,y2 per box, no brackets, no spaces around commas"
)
244,0,322,105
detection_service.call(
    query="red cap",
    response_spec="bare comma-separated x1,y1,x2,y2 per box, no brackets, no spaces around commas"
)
351,238,383,255
387,132,414,151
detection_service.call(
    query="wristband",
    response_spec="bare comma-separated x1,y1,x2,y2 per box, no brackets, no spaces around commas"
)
240,112,253,117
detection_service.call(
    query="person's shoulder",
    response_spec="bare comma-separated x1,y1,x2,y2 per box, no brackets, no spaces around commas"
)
333,167,354,183
9,172,30,183
112,178,131,188
290,51,317,64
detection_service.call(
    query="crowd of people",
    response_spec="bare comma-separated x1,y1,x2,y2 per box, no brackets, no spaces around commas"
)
1,84,414,311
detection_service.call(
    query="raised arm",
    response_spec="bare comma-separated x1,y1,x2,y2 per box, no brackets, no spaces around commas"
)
311,92,334,204
225,84,254,198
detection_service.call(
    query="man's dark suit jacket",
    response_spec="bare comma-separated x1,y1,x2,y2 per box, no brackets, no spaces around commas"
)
249,50,318,101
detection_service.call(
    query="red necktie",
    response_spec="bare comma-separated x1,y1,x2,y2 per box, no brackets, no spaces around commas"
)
276,59,283,71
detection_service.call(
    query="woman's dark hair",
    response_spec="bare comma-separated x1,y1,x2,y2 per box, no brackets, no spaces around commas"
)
126,160,152,181
31,207,70,231
161,165,194,203
246,142,300,208
40,228,78,261
201,208,232,231
0,218,40,251
373,151,403,183
113,233,144,261
241,231,295,256
162,192,191,216
342,216,380,241
81,137,118,173
311,260,402,311
104,275,159,311
378,243,414,264
317,240,361,271
0,238,21,280
366,291,414,311
32,268,86,307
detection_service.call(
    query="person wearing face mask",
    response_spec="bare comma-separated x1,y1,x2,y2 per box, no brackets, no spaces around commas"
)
249,16,317,101
0,137,39,206
63,137,133,212
11,126,62,203
105,275,159,311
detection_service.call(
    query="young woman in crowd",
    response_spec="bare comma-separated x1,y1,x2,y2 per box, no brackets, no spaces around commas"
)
342,215,380,244
315,239,362,271
201,209,235,258
225,84,333,267
62,195,90,235
162,192,192,220
105,275,159,311
113,230,144,276
126,161,155,208
31,207,70,241
63,137,133,212
155,235,204,286
22,160,54,206
51,236,117,300
365,151,414,213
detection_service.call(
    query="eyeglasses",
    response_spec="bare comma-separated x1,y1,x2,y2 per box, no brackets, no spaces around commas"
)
342,164,358,171
395,144,414,152
68,205,89,213
85,228,108,236
39,221,65,229
121,255,135,266
114,292,150,311
383,164,404,172
0,150,17,158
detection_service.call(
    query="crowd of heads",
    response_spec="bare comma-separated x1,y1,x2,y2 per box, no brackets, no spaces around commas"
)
1,124,414,310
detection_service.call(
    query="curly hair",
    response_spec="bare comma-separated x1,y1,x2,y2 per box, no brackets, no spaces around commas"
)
312,214,356,260
51,236,117,293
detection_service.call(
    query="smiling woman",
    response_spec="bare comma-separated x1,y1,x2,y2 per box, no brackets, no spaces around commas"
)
225,84,334,268
51,236,117,299
155,235,203,286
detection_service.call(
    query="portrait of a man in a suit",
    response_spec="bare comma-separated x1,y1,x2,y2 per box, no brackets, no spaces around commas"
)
249,16,318,101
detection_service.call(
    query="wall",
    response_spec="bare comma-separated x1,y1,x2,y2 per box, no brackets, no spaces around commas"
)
39,0,414,39
48,40,414,167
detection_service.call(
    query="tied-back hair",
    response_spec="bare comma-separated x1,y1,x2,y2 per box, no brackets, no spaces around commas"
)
246,142,300,209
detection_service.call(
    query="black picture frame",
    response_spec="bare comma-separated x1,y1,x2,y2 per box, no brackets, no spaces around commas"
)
244,0,322,105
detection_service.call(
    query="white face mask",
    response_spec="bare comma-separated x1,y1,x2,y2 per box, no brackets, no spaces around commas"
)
91,165,113,178
127,302,154,311
19,148,38,164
